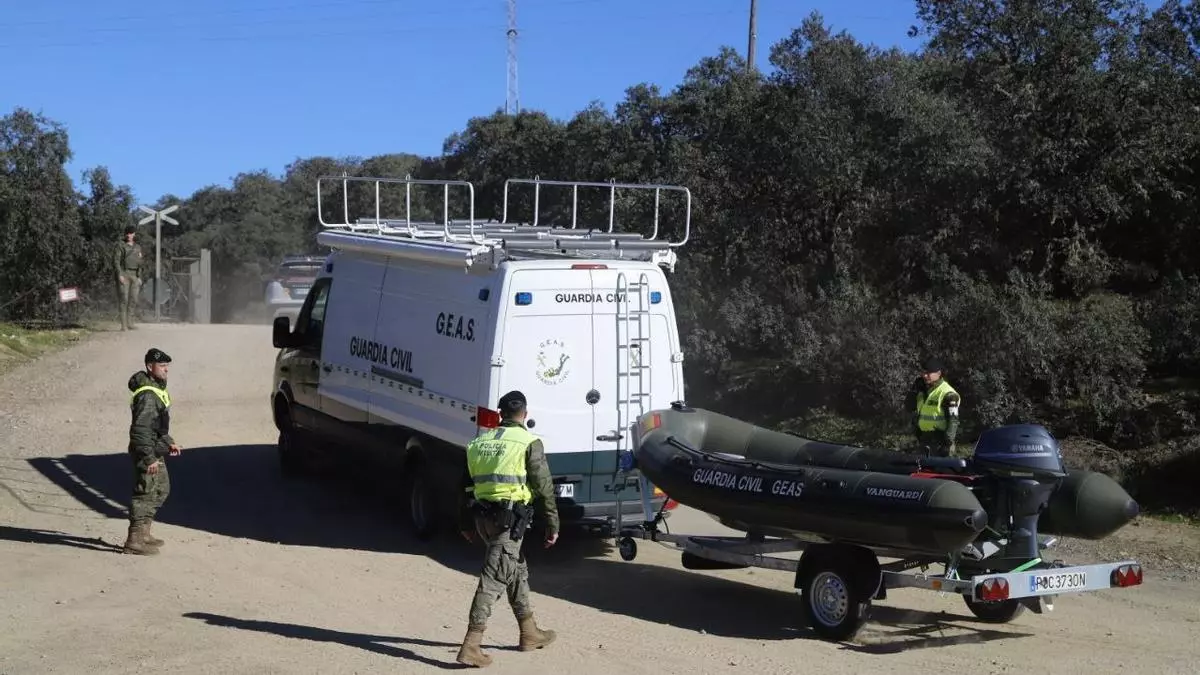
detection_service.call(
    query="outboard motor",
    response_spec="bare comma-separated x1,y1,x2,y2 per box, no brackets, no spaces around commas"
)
969,424,1067,569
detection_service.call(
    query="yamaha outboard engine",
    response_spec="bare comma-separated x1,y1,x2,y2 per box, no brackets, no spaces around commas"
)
969,424,1067,569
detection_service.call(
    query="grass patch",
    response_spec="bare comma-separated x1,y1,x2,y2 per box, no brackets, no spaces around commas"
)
775,406,914,449
1145,512,1200,527
0,322,91,375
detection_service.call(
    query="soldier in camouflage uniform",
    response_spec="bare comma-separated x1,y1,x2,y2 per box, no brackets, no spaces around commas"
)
123,348,182,555
114,225,143,330
456,390,559,668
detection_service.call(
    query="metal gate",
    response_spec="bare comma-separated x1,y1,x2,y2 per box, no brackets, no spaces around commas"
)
188,248,212,324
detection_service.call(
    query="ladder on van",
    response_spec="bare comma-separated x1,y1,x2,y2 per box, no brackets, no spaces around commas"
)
312,174,693,273
614,271,653,470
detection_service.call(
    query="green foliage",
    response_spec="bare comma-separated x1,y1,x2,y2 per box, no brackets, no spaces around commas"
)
1,0,1198,465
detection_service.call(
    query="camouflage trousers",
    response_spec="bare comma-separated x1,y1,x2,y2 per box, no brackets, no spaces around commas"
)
467,512,532,626
117,274,141,328
916,431,953,457
130,454,170,526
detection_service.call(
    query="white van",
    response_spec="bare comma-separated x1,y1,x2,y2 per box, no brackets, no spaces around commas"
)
270,175,689,539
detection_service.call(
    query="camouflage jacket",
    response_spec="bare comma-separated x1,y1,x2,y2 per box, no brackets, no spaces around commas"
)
459,420,560,536
127,370,175,464
114,241,143,278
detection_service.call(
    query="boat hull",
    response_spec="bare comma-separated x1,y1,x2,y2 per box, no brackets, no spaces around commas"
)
632,404,1139,555
634,408,988,556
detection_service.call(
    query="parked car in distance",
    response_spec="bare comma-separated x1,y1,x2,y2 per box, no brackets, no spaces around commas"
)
265,255,324,323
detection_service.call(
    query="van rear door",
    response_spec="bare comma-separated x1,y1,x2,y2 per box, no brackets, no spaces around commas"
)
495,267,596,501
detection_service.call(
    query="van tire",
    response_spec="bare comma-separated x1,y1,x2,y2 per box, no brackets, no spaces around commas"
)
277,411,308,478
403,457,439,541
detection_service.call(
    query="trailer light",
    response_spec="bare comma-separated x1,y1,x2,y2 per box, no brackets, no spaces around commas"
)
476,406,501,429
571,263,607,269
976,577,1010,602
1111,564,1143,588
650,291,662,304
515,292,533,305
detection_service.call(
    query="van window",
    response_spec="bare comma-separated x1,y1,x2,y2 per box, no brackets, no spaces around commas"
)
294,277,331,346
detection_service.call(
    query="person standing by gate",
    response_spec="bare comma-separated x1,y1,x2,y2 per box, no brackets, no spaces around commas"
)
113,225,143,330
455,390,559,668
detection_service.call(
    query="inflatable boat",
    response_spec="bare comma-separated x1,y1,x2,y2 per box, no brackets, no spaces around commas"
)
631,402,1140,563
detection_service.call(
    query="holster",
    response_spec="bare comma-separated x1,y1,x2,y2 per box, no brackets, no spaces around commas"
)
472,499,533,540
508,502,533,542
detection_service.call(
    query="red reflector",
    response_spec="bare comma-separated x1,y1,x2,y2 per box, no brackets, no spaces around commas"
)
476,406,501,429
571,263,608,269
1111,564,1143,587
976,577,1010,602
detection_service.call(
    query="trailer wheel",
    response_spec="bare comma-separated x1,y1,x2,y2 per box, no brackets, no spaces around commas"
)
618,537,638,561
797,551,875,642
962,595,1025,623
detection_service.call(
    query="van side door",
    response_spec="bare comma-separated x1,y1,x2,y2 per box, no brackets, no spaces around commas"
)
285,276,332,435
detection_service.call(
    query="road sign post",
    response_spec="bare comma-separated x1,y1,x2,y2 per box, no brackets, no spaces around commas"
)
138,204,180,322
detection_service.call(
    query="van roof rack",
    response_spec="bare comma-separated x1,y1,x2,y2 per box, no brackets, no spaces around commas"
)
313,174,692,273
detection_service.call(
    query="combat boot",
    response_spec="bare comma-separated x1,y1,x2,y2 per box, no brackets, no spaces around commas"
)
143,520,164,548
122,523,159,556
516,613,556,651
455,624,492,667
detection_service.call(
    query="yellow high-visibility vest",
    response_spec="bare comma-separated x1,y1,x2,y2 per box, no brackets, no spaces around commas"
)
131,384,170,408
916,379,957,432
466,425,536,504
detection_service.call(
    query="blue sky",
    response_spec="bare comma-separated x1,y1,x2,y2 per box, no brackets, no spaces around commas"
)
1,1,929,203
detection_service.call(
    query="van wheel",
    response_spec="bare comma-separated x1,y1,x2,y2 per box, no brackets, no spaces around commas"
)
403,459,439,541
278,421,307,477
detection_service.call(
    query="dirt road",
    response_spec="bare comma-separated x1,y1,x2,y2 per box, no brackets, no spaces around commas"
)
1,324,1198,674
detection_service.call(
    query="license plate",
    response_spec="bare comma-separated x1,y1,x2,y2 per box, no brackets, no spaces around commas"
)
291,286,310,296
1029,571,1087,593
554,483,575,498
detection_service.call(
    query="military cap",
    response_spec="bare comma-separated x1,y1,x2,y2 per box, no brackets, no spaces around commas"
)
144,348,172,364
921,357,945,373
498,390,527,414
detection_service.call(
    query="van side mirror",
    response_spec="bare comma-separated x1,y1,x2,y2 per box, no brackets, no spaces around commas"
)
272,316,294,348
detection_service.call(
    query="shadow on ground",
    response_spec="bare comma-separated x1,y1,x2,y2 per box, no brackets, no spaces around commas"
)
182,611,510,670
26,444,479,574
27,445,1035,650
0,525,124,553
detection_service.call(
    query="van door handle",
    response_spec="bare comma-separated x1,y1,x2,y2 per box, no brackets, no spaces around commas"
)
597,432,624,442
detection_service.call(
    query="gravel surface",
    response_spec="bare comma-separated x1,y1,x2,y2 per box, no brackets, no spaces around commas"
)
1,323,1197,674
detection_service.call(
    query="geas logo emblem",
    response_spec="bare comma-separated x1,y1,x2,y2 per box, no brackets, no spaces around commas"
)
535,339,571,386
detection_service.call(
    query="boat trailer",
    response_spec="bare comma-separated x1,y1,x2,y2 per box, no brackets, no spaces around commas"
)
608,465,1145,642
